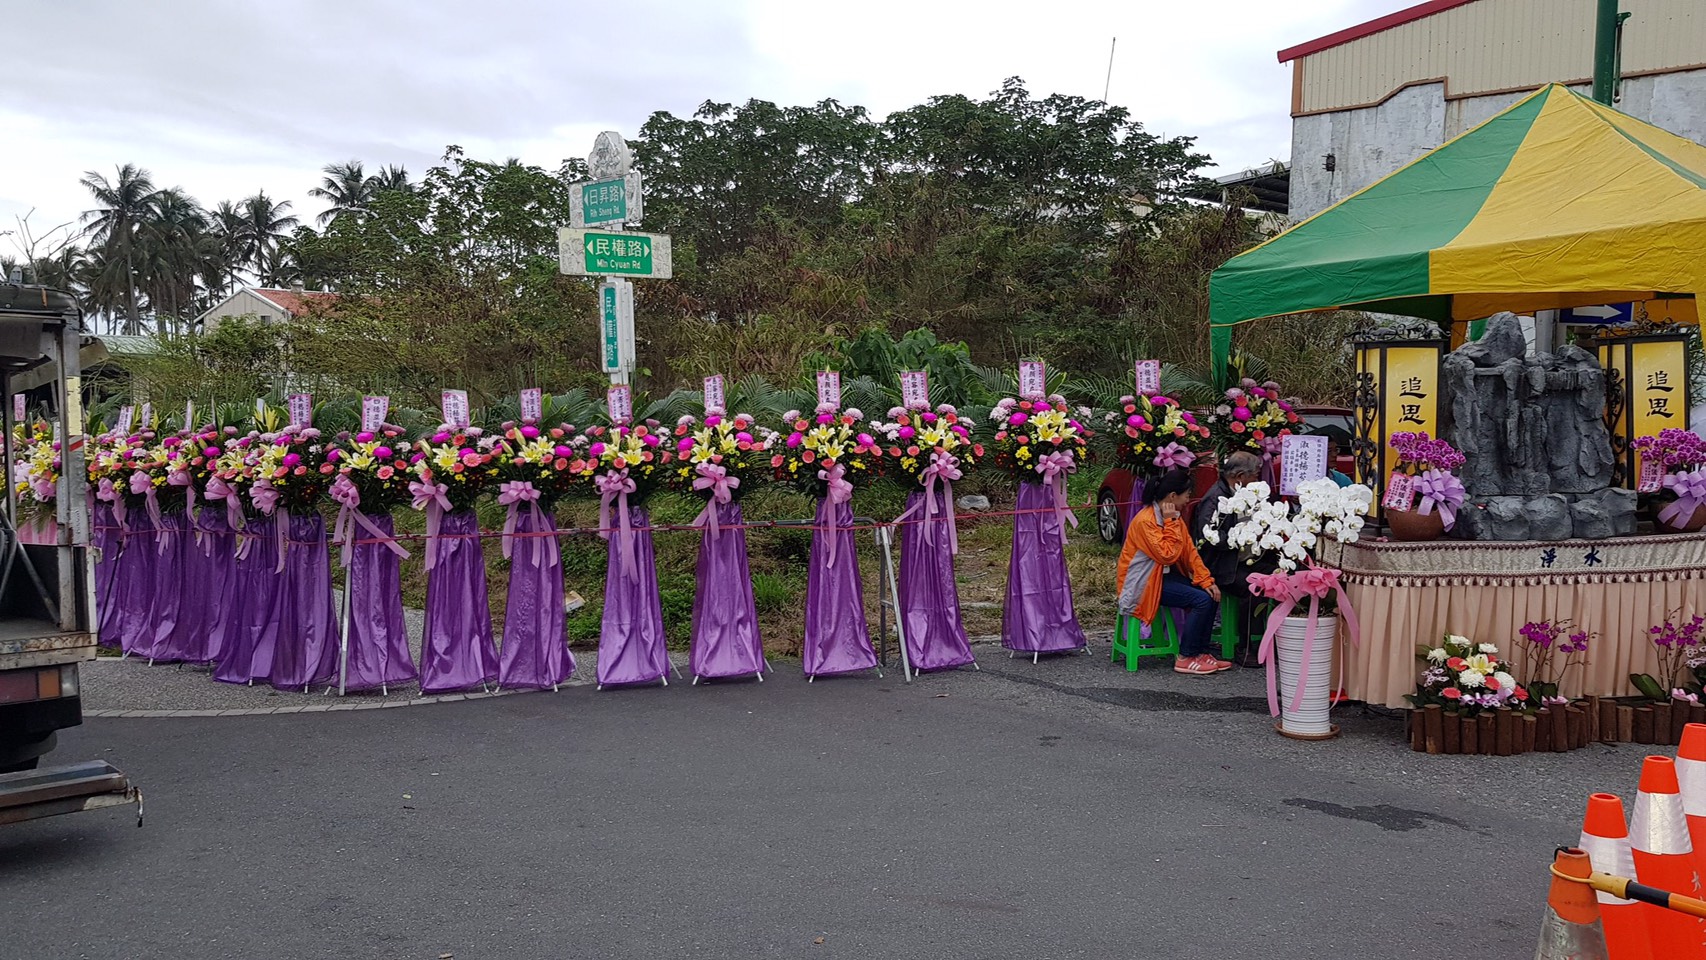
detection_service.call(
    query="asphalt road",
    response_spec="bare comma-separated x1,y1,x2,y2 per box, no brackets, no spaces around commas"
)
1,648,1648,960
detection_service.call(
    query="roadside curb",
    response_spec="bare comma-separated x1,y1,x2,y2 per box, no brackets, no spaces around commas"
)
81,684,594,718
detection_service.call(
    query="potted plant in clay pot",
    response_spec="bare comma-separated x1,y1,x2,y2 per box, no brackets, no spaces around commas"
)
1634,429,1706,533
1385,431,1466,541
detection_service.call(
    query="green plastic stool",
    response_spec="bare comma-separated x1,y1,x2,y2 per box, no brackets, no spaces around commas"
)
1211,595,1243,661
1111,610,1179,671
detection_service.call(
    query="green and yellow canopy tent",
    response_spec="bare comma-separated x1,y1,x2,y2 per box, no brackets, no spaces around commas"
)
1208,83,1706,380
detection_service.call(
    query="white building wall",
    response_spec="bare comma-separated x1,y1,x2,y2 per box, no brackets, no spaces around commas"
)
1290,69,1706,221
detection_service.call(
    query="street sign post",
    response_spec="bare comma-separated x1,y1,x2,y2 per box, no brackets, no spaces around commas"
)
598,279,635,373
558,229,673,279
570,172,644,228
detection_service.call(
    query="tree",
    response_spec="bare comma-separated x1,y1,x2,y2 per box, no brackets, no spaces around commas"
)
79,163,159,334
308,160,374,226
239,191,299,279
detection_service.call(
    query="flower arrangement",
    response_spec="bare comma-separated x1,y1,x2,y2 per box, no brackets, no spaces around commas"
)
1409,634,1530,715
246,425,336,516
1633,429,1706,527
578,418,672,503
495,420,583,508
986,392,1091,486
163,424,225,522
1512,619,1591,704
1205,378,1300,455
775,404,885,499
10,420,59,526
1389,431,1467,528
1205,478,1372,573
411,425,500,513
330,424,419,512
671,410,775,505
1632,609,1706,703
1103,393,1210,474
872,403,981,488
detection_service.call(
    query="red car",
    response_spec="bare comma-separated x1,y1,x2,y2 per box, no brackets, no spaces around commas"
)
1094,406,1358,545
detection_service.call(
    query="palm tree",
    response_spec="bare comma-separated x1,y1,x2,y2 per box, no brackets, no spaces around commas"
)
207,201,248,296
369,163,410,196
137,187,212,333
308,160,373,226
79,164,159,335
239,192,299,281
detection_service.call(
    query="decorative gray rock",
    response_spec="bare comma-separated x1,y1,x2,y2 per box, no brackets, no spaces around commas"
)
1482,497,1530,540
1569,500,1614,540
1575,488,1637,537
1454,312,1527,367
1524,494,1573,541
956,495,991,512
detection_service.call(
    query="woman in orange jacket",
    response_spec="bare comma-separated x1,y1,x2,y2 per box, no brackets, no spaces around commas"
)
1115,469,1226,676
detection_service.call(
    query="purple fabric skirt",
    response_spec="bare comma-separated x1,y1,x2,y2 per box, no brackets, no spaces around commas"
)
110,514,155,656
596,505,669,687
689,501,765,681
800,497,877,678
1002,480,1087,654
214,513,281,684
180,507,238,664
343,512,418,692
267,512,342,691
420,510,498,694
92,501,122,648
499,509,573,690
139,512,194,663
899,488,975,672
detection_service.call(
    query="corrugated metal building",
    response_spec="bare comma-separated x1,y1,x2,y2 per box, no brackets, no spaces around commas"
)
1283,0,1706,219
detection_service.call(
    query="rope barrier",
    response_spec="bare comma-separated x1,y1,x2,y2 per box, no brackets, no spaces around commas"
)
92,494,1136,550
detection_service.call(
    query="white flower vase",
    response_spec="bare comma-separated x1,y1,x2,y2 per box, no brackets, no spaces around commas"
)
1275,614,1339,740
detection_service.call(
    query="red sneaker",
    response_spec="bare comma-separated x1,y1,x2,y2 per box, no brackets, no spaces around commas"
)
1173,654,1219,676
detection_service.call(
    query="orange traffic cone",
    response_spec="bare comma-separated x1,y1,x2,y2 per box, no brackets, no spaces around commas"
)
1631,755,1706,959
1580,792,1653,960
1678,723,1706,882
1534,847,1609,960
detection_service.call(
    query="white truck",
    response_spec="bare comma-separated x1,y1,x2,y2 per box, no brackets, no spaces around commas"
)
0,281,141,825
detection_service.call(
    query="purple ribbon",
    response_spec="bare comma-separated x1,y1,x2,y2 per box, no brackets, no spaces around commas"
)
1412,468,1465,531
1661,468,1706,527
1152,442,1195,471
409,478,451,570
204,475,245,541
130,471,168,555
595,470,638,581
690,462,739,541
331,474,410,567
498,480,554,566
1034,451,1079,529
818,462,852,569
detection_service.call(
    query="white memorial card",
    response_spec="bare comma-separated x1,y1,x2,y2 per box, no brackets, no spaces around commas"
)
440,390,470,429
702,375,725,412
520,387,543,423
901,371,929,410
1134,359,1162,396
361,395,389,432
816,370,842,409
287,393,312,427
607,384,633,423
1279,435,1330,496
1018,361,1046,399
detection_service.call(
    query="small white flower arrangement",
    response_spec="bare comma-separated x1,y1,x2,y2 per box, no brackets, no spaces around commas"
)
1204,478,1373,572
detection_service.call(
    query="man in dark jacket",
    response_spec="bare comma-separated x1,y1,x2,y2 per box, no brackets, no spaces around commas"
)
1194,451,1265,664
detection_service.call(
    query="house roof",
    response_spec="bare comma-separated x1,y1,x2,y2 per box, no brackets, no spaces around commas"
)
1278,0,1480,63
249,288,338,317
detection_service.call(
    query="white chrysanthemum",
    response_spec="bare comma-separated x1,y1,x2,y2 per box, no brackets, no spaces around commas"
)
1426,648,1448,663
1478,643,1498,654
1458,670,1485,689
1446,634,1469,646
1494,671,1515,689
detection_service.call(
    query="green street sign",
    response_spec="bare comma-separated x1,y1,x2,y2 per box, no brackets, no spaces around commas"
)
582,178,626,225
601,285,620,370
558,228,673,279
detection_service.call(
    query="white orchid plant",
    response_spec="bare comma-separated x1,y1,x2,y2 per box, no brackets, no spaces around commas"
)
1203,478,1374,617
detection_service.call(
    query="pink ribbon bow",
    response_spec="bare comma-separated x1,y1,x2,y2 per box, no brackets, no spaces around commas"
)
595,470,638,581
167,466,198,548
1413,468,1465,531
204,474,245,552
1034,451,1079,530
331,474,410,568
1152,442,1195,471
690,462,740,541
130,471,169,555
96,477,128,533
897,452,962,554
1249,563,1361,718
498,480,555,567
819,462,853,569
1661,468,1706,527
409,477,452,570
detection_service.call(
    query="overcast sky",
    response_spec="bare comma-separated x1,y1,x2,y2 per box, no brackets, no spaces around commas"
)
1,0,1398,257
